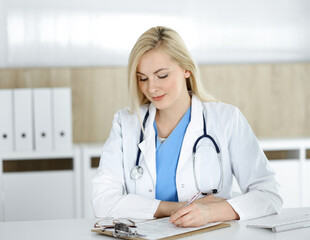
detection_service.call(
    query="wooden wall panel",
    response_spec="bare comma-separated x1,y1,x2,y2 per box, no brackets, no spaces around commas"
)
71,67,128,142
0,63,309,142
199,63,310,137
0,68,71,88
0,69,20,88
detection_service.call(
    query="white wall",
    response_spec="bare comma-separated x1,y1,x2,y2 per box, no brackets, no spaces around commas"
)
0,0,7,67
0,0,309,67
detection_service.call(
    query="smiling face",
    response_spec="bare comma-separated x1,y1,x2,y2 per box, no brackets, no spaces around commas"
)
137,49,191,112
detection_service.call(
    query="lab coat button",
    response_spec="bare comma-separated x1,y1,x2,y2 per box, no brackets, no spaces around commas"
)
181,184,185,188
149,189,152,192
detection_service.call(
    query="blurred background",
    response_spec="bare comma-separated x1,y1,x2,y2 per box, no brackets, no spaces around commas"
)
0,0,309,221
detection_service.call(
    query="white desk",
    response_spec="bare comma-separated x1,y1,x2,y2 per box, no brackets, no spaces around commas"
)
0,208,309,240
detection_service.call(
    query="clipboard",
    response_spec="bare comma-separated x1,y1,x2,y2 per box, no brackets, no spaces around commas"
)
91,220,230,240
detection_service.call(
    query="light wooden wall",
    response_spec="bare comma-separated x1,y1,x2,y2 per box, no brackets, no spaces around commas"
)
200,63,310,138
0,63,309,143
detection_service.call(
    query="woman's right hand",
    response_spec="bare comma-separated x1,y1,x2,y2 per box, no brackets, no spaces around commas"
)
153,195,226,218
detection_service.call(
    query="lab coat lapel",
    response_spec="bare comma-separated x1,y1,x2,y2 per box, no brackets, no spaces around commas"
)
137,97,204,186
138,103,157,184
178,95,204,170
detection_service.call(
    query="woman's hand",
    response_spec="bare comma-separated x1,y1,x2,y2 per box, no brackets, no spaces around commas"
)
169,203,213,227
169,200,239,227
153,195,223,218
168,195,227,227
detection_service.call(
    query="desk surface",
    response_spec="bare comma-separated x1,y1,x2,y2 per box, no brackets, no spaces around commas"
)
0,208,309,240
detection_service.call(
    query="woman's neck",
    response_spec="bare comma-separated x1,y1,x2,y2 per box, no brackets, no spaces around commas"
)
155,93,191,138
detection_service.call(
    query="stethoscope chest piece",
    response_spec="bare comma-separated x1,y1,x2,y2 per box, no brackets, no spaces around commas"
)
130,166,143,180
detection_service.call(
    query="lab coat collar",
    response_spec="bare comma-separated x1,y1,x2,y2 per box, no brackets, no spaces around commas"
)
189,95,204,132
140,95,204,139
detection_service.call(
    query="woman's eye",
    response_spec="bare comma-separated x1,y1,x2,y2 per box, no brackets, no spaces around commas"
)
158,74,168,79
139,77,148,82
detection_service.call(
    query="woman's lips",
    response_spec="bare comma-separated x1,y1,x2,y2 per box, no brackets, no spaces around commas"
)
152,94,165,101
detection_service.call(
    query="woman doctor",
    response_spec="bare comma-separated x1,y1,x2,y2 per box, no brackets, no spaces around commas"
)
92,26,282,227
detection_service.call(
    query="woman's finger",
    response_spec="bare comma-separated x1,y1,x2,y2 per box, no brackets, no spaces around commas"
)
172,203,213,227
169,204,193,223
173,214,195,227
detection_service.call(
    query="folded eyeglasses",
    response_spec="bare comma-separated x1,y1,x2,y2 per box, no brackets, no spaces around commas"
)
94,218,145,238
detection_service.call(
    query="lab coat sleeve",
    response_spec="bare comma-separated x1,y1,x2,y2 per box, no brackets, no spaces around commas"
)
226,107,283,221
91,111,160,219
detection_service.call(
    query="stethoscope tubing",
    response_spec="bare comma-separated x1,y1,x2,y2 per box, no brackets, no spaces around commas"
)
135,110,149,167
131,107,223,195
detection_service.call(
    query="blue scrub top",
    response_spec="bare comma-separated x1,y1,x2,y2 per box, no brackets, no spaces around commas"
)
154,106,191,202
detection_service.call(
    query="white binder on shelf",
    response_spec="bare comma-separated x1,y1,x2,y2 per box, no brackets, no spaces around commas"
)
52,88,73,150
33,88,53,151
13,88,34,151
0,89,14,152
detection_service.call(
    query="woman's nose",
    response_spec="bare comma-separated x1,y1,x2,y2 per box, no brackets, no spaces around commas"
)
148,79,159,94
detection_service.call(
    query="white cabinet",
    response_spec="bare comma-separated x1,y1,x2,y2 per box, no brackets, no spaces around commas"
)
259,138,310,208
0,149,82,221
304,150,310,206
269,159,300,207
80,144,103,218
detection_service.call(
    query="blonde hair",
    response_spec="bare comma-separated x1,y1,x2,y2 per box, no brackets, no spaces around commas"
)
128,26,216,115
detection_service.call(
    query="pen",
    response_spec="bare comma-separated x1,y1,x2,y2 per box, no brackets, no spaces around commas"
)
185,191,202,206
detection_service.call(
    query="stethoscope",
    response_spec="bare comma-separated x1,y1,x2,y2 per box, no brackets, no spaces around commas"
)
130,109,223,195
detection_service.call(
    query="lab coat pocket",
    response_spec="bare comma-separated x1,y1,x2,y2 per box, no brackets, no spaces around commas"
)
194,138,221,193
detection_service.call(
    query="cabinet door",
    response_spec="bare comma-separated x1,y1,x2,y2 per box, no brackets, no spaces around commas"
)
269,160,301,207
82,146,102,218
304,157,310,206
2,158,76,221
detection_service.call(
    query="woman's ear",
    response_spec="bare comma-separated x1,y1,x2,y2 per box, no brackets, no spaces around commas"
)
185,70,191,78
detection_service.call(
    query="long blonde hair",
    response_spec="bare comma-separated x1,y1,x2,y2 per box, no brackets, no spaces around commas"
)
128,26,216,115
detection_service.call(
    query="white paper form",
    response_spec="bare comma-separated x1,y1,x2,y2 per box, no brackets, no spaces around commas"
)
135,217,220,240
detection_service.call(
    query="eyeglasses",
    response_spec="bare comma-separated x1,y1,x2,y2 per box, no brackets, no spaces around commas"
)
94,218,146,238
94,218,136,232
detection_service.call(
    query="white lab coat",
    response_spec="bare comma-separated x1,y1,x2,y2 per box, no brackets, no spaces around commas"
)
92,95,282,220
